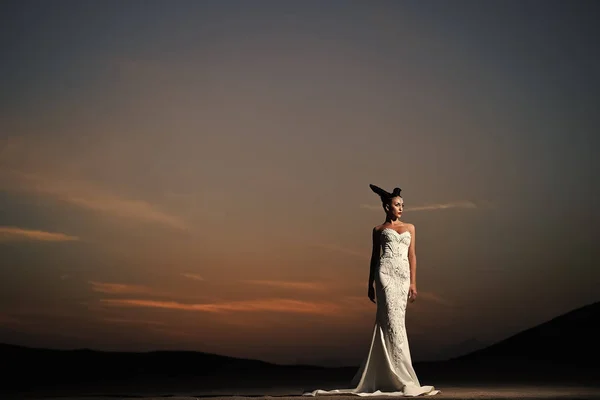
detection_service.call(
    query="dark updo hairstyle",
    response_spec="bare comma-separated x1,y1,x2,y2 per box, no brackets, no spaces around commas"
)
369,184,402,211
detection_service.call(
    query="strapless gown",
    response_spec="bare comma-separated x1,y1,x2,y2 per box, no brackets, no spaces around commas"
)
304,228,439,397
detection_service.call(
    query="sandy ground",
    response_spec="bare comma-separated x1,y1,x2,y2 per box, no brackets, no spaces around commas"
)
16,385,600,400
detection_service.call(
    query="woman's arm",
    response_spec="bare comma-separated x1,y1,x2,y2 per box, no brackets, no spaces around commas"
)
369,227,380,288
408,224,418,302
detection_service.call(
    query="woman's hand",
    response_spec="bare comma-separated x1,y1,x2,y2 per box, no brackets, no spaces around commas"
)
368,285,376,304
408,284,417,303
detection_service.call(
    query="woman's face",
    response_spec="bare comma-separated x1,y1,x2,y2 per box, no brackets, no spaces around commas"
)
387,196,403,219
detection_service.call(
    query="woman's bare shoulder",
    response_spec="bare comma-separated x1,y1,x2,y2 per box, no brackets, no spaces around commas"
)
373,224,386,233
404,222,416,233
372,225,386,239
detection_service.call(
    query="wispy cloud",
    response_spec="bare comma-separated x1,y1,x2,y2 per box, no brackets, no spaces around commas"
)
243,280,325,291
181,273,205,281
89,281,157,295
0,170,187,230
0,226,79,242
360,200,482,212
102,317,167,326
406,201,478,212
100,298,340,315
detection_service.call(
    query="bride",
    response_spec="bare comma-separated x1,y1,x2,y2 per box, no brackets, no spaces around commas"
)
304,185,439,397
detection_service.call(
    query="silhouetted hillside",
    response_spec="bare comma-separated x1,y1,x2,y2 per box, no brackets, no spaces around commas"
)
0,343,352,395
453,301,600,366
0,342,278,375
412,302,600,385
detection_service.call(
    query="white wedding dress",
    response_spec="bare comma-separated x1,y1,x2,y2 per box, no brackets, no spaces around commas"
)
305,228,439,397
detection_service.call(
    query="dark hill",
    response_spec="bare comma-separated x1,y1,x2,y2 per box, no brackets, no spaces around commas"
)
414,301,600,385
0,343,350,396
453,301,600,366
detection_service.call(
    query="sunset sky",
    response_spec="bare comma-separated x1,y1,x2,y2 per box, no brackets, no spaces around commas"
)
0,1,598,366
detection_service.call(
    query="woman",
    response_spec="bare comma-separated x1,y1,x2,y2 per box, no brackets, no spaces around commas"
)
304,184,439,397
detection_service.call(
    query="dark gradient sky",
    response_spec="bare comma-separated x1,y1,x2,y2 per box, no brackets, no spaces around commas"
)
1,0,598,366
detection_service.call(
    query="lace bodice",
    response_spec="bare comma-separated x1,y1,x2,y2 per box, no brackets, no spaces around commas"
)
379,228,411,279
380,228,411,259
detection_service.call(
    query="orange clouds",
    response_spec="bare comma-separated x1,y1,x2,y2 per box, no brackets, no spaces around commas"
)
89,276,350,318
102,317,167,326
243,280,324,291
100,298,340,315
88,277,448,323
89,281,157,295
0,170,187,230
0,226,79,242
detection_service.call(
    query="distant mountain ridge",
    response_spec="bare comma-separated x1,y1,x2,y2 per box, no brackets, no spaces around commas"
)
451,301,600,367
0,341,349,395
0,342,280,369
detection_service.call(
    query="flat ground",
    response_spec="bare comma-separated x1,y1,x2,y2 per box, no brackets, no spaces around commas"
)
14,385,600,400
